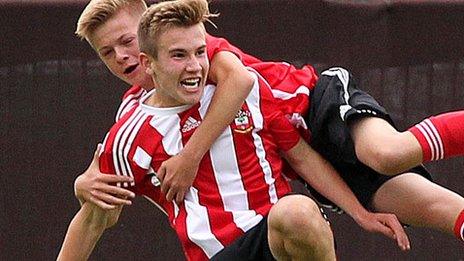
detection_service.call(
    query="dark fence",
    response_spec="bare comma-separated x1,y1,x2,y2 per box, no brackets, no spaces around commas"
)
1,0,463,260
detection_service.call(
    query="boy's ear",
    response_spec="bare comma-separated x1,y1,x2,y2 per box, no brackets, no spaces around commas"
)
139,52,154,75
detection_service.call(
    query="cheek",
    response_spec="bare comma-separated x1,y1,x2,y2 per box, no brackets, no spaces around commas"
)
201,59,210,72
126,37,139,52
129,46,140,59
103,59,120,74
160,65,179,79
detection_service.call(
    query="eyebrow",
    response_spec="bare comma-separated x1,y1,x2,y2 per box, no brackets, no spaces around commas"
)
97,46,111,54
168,44,207,54
97,34,134,54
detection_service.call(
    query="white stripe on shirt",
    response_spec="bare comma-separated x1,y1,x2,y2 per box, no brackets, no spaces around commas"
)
246,72,278,204
185,187,224,258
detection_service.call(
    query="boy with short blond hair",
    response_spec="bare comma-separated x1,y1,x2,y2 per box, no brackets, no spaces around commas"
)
76,0,147,42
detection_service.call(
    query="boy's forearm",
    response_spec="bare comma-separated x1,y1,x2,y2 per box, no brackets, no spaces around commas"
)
57,203,121,261
285,140,412,250
284,139,368,218
181,82,249,160
182,51,253,160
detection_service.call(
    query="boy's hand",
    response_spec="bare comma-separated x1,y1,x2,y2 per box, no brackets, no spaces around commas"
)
74,144,135,209
354,211,411,251
157,152,199,205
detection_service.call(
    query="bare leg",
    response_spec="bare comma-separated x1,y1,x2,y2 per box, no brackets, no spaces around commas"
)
267,195,336,261
372,173,464,234
350,117,423,175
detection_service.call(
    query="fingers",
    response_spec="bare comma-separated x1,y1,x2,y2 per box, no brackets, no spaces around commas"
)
165,187,175,202
158,165,167,192
157,160,192,204
381,215,410,251
160,178,185,204
87,195,117,210
163,186,188,206
158,165,177,201
98,173,134,185
371,220,397,240
78,173,135,208
162,177,178,202
90,143,103,169
95,143,102,157
92,190,133,207
94,173,134,196
161,178,184,204
165,187,185,205
175,191,185,205
100,184,135,199
87,189,134,210
371,214,410,251
162,179,185,204
361,213,410,251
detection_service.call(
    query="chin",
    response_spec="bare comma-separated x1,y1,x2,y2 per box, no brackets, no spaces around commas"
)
184,97,201,105
129,74,150,88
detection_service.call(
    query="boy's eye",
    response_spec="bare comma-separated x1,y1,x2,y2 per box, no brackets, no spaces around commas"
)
173,53,185,58
101,50,113,57
123,37,134,45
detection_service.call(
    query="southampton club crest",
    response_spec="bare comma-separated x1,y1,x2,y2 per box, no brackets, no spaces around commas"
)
233,109,253,133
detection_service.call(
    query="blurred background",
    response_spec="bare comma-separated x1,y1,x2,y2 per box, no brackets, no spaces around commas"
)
1,0,464,260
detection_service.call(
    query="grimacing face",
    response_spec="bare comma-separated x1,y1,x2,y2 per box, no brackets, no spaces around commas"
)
88,6,154,89
141,23,209,107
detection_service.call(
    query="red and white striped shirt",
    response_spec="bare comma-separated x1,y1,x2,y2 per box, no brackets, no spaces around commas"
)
100,72,300,260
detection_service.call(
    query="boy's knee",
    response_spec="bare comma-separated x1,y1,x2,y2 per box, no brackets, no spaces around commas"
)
351,118,419,175
269,195,331,240
361,145,403,175
268,195,335,260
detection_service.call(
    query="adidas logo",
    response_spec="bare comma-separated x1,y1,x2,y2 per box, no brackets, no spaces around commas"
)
182,116,201,133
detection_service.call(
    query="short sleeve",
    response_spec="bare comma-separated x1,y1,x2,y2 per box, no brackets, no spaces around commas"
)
255,74,301,151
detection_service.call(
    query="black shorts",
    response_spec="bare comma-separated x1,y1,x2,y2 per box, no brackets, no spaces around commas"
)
211,195,331,260
211,216,274,261
304,67,432,209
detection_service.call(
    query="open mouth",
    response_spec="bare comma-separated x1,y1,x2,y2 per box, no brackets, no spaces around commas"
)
124,64,138,74
181,78,201,90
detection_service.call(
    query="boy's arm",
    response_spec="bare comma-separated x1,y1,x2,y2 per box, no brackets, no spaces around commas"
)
57,203,123,261
157,51,254,204
283,138,411,251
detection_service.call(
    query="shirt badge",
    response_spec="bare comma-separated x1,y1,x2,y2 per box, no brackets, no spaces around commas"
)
233,109,253,133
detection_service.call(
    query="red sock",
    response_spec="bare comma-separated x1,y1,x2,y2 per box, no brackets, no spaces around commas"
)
408,111,464,162
454,210,464,241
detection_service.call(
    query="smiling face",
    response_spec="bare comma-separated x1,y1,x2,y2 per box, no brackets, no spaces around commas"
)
88,6,153,89
140,23,209,107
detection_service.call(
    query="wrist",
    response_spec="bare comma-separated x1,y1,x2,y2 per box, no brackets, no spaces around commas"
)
179,145,204,163
343,202,368,220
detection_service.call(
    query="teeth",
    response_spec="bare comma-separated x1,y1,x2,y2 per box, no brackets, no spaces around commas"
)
181,78,200,89
184,79,199,84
